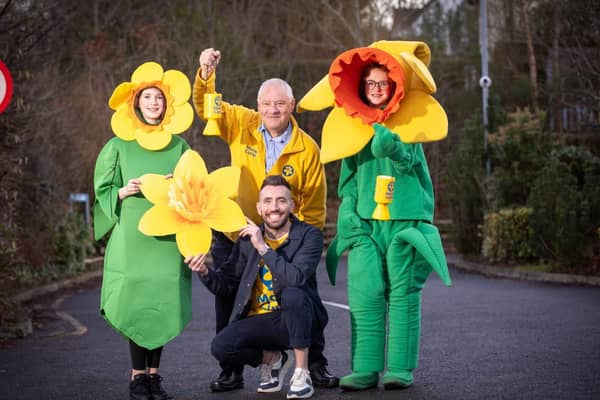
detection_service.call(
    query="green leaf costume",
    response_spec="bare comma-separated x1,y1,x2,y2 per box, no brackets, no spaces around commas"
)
93,136,191,349
327,124,451,389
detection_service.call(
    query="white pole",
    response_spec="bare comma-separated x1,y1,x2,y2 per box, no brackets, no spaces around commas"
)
480,0,492,177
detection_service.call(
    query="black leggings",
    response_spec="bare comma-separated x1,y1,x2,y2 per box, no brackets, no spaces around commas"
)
129,339,163,370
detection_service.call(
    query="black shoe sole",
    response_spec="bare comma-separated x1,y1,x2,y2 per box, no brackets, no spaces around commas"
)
209,382,244,392
313,380,339,389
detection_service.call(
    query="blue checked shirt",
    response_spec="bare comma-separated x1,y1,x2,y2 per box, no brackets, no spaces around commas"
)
260,122,292,173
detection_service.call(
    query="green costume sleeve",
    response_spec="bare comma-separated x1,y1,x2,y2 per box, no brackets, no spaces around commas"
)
327,155,372,285
93,139,122,240
337,156,368,241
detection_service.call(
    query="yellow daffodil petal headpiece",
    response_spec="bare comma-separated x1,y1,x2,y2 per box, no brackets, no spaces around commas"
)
297,41,448,163
138,150,247,257
108,62,194,151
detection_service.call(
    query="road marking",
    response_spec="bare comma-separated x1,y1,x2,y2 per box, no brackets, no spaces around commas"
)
48,294,88,337
322,300,349,310
55,311,88,336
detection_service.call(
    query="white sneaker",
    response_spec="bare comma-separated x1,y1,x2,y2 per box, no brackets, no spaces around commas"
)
287,368,314,399
257,351,292,393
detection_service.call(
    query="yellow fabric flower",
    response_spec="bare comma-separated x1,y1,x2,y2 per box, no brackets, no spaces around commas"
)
138,150,247,257
108,61,194,151
297,40,448,163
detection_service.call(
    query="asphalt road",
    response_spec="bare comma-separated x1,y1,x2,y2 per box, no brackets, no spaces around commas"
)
1,258,599,400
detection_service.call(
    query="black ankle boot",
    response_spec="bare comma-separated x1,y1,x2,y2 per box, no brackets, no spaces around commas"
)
148,373,174,400
209,367,244,392
130,374,152,400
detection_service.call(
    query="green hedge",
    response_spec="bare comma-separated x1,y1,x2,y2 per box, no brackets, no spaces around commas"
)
481,207,536,264
460,108,600,274
528,146,600,272
447,114,487,254
52,211,96,273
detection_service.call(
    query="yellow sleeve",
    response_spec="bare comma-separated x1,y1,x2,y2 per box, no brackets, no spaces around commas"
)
192,68,256,145
297,139,327,229
192,67,215,121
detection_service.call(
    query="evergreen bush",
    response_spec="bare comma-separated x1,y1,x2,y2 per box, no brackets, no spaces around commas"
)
52,211,95,275
528,146,600,273
447,114,487,254
486,109,552,209
481,207,536,263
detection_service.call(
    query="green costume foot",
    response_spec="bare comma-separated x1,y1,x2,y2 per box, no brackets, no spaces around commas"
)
339,372,379,391
383,371,413,390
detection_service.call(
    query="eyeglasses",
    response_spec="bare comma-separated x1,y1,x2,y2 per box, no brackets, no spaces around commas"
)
364,80,390,90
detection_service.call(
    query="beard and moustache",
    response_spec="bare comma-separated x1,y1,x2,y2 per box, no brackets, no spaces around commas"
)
262,209,290,231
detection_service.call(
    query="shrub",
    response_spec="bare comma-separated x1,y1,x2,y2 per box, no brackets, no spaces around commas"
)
528,146,600,273
447,114,488,254
481,207,536,264
486,109,553,209
52,211,96,275
447,94,507,254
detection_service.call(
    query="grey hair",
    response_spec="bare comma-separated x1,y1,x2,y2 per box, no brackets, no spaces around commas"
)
257,78,294,101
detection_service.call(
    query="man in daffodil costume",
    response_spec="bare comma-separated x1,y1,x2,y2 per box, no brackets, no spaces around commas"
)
93,62,196,400
297,41,452,390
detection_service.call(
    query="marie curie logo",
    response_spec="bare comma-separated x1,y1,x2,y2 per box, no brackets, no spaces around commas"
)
0,60,13,114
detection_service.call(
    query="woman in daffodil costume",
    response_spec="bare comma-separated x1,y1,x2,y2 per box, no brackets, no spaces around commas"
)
94,62,211,400
297,41,452,391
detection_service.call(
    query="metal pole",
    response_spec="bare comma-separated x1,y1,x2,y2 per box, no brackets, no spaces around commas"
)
480,0,492,177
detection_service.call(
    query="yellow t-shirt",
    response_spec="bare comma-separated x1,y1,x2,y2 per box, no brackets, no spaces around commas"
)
247,233,289,316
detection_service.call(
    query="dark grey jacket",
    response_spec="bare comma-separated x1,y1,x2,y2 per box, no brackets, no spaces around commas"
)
200,215,328,329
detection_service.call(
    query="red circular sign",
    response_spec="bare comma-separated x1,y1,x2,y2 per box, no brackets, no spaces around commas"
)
0,60,14,114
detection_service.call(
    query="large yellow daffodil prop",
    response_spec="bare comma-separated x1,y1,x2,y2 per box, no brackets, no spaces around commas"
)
297,40,448,163
138,150,246,257
109,61,194,151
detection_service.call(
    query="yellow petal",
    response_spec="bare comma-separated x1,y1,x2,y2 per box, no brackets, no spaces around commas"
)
131,62,164,85
369,40,431,66
320,107,373,163
162,103,193,135
206,166,241,199
176,221,212,257
400,51,436,93
138,204,184,236
163,69,191,104
174,150,208,181
139,173,172,206
296,74,335,113
108,82,136,110
384,91,448,143
111,106,136,141
203,198,247,233
135,129,172,150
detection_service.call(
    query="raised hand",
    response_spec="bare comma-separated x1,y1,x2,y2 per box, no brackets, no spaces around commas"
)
199,48,221,80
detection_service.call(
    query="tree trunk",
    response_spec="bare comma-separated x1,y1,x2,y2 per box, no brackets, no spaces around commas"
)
521,0,539,112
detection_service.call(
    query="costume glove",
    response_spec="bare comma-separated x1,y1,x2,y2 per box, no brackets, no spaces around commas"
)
337,196,370,241
371,123,414,167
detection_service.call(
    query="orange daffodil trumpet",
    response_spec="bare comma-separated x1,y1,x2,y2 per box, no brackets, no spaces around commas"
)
138,150,246,257
108,62,194,151
297,40,448,163
330,47,406,126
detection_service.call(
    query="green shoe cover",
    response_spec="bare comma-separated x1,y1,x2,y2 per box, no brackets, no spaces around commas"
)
383,370,413,390
340,372,379,391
